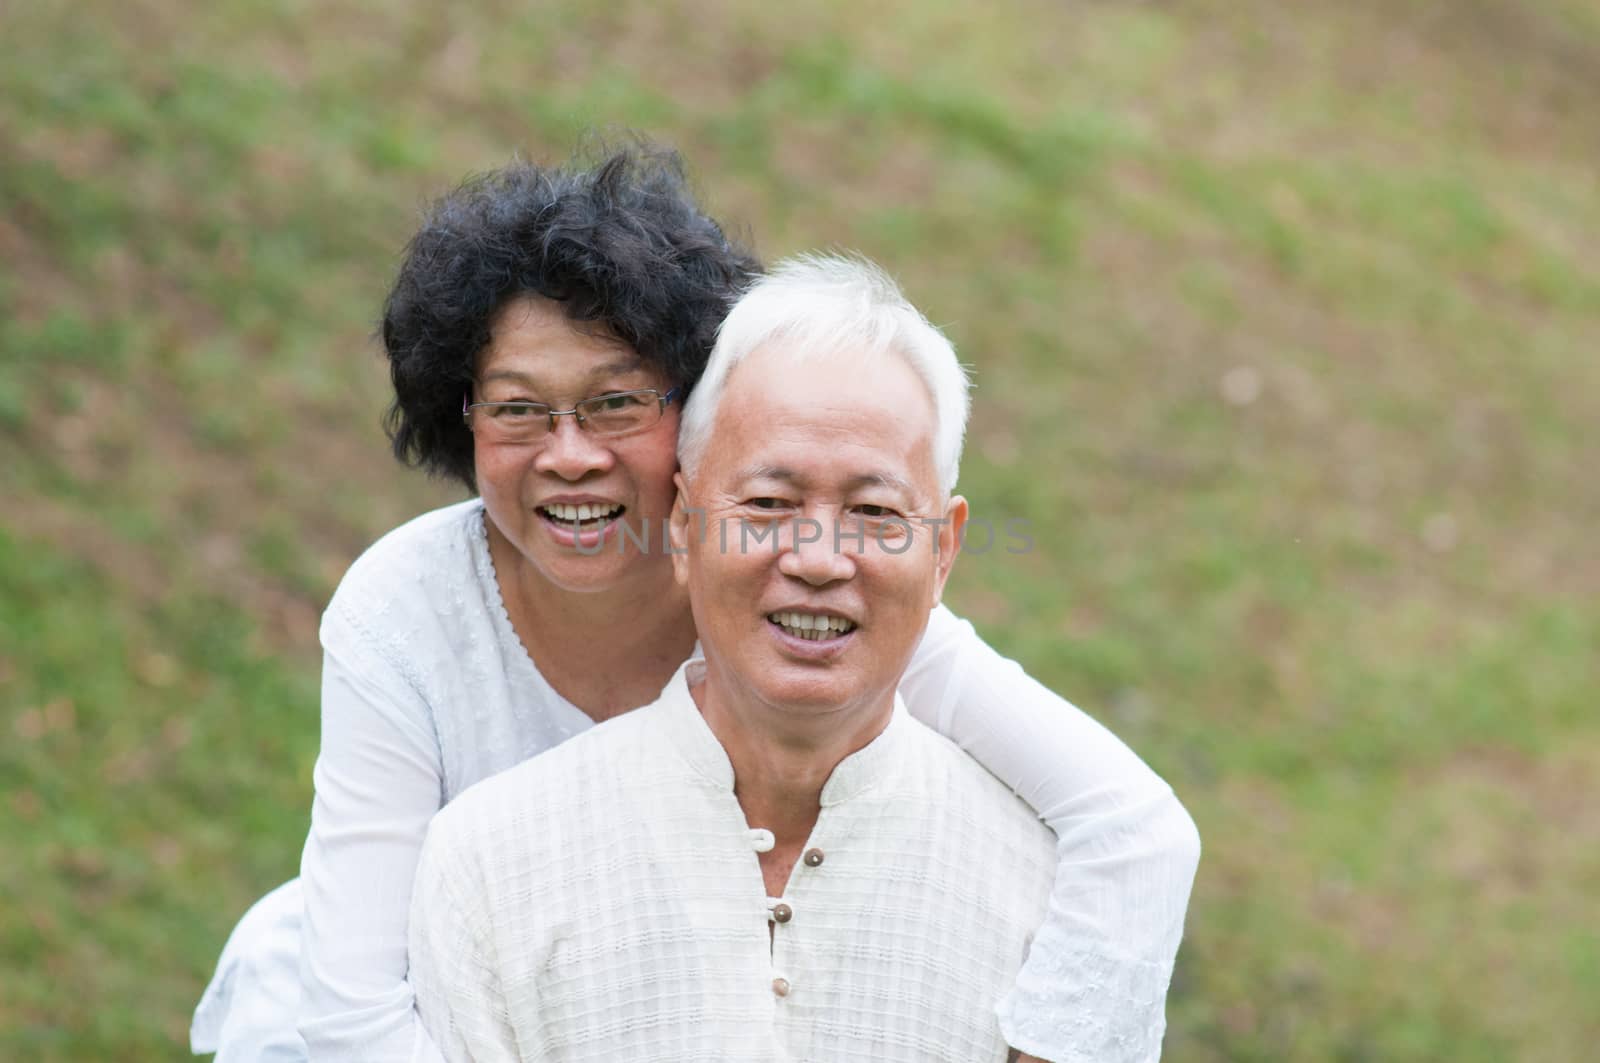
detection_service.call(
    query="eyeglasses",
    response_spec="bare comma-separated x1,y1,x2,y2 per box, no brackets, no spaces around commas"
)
463,387,681,443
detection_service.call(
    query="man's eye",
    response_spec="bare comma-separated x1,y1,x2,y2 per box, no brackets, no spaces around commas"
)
855,504,896,518
748,498,787,510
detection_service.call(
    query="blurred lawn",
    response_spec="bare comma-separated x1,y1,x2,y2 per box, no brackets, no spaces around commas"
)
3,0,1598,1059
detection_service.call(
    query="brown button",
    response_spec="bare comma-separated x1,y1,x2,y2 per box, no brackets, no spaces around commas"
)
803,848,825,867
771,902,793,924
772,977,791,997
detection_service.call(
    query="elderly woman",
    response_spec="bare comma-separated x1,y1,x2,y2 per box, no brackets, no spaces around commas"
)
192,143,1199,1063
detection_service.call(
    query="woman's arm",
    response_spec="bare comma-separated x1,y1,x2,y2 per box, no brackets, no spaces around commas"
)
297,600,450,1063
900,605,1201,1063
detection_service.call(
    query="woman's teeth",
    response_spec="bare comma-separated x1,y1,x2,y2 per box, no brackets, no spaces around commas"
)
769,612,856,640
541,502,624,523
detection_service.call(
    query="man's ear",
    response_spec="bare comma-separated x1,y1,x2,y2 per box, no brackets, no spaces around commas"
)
668,472,692,586
931,495,967,604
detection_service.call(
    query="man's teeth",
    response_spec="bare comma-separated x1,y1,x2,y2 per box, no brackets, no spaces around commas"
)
542,502,624,523
768,612,856,640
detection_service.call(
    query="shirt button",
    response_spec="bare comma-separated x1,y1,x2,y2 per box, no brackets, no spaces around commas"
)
772,976,791,997
803,848,825,867
771,902,793,924
747,828,775,853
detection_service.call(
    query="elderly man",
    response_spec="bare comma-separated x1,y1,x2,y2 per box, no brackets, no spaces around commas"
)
407,255,1062,1061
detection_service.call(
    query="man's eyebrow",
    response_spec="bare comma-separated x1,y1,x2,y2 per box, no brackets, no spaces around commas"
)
736,464,801,485
735,466,918,497
843,471,917,496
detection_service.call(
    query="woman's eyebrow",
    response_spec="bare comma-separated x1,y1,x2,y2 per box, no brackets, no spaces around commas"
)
478,361,649,390
591,359,647,377
478,369,537,387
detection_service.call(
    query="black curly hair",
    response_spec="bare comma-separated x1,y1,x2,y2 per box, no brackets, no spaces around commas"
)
380,142,761,490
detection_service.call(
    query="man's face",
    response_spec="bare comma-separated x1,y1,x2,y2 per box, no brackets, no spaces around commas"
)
672,342,966,726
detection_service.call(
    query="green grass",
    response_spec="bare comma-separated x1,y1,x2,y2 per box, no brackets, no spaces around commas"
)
3,0,1598,1058
0,529,318,1050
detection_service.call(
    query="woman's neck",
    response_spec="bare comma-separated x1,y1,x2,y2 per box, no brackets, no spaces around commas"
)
487,520,697,722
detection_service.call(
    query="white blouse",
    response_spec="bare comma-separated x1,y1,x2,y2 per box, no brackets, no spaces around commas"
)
253,499,1195,1062
409,660,1058,1062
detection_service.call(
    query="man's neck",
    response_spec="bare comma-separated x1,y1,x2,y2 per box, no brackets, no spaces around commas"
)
691,670,894,896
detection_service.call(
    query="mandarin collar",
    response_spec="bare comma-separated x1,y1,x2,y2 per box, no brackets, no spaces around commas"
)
658,659,907,806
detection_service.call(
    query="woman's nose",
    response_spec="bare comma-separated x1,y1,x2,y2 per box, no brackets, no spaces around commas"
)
532,416,615,479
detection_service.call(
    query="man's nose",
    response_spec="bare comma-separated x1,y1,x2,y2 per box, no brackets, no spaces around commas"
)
532,415,615,480
776,518,856,586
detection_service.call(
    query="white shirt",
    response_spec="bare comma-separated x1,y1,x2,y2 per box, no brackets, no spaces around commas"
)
288,500,1197,1062
409,660,1059,1062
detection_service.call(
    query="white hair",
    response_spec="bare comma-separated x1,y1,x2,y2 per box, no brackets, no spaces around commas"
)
678,253,971,497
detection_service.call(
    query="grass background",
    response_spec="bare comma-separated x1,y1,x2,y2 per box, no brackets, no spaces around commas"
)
3,0,1597,1058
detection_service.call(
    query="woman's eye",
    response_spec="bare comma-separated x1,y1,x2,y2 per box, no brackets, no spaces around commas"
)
495,405,537,419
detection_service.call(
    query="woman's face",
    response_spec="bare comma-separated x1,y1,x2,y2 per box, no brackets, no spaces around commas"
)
471,295,682,594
